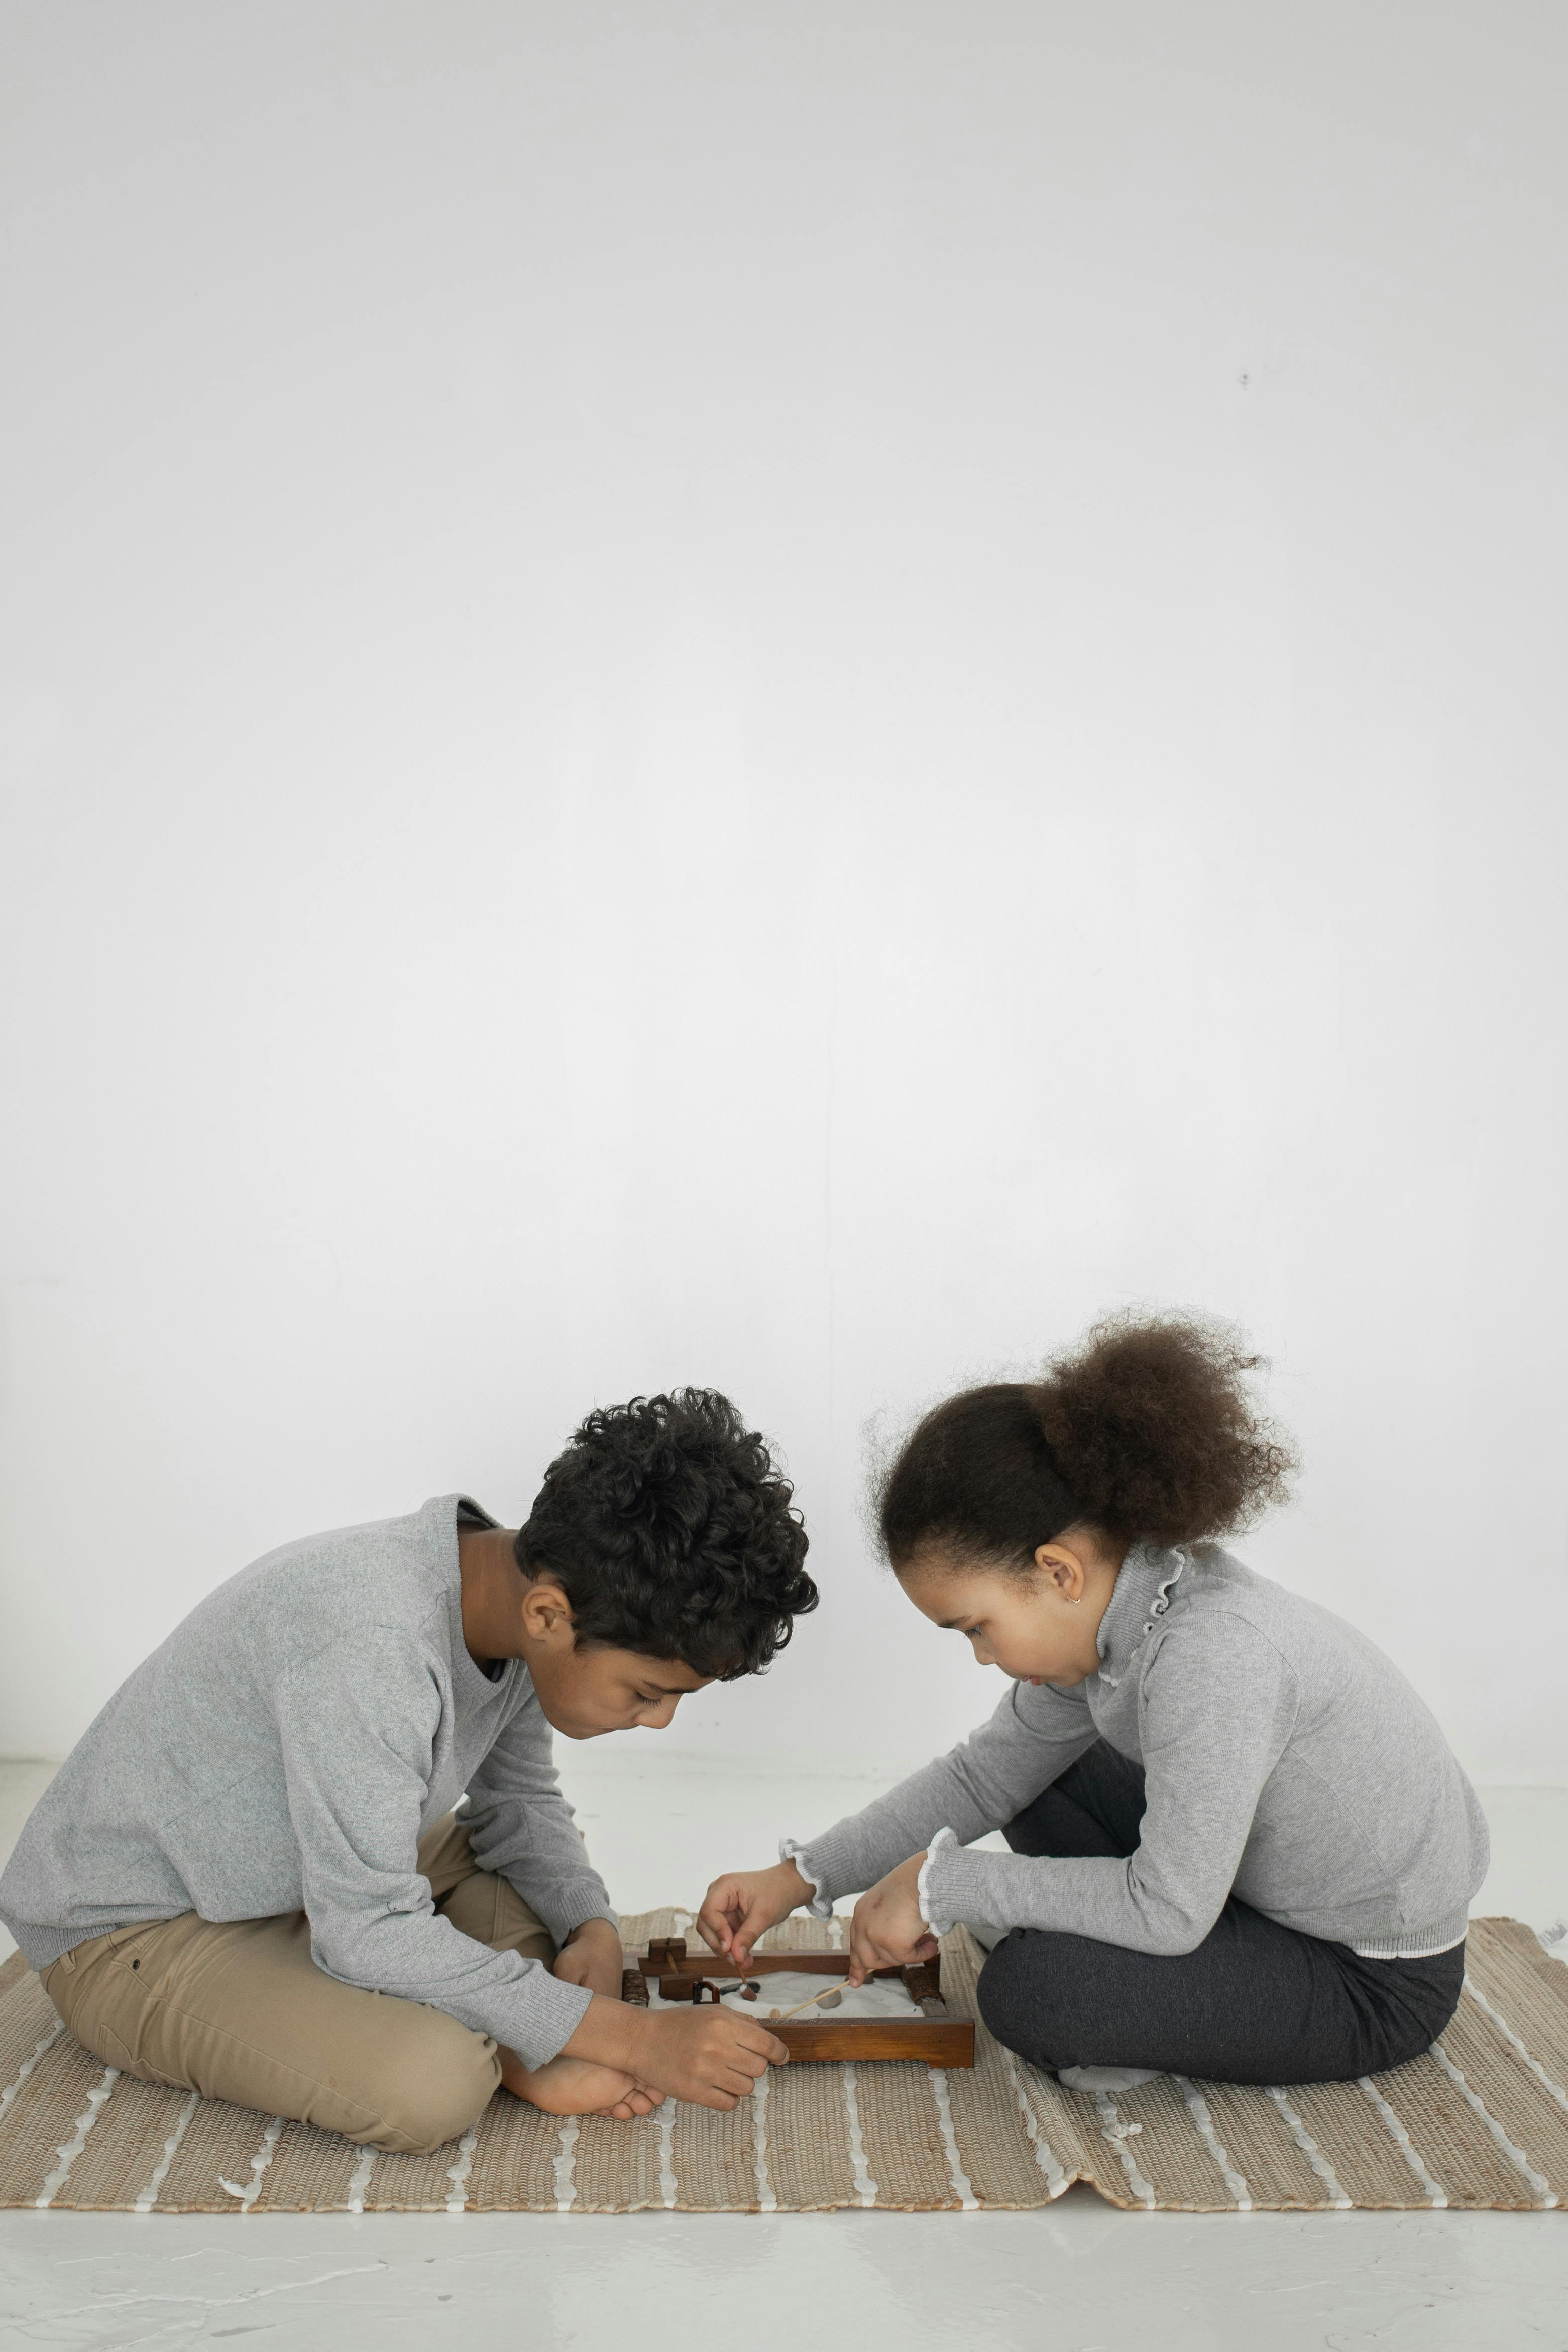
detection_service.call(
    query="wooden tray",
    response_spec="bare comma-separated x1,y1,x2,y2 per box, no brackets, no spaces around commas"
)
621,1936,975,2068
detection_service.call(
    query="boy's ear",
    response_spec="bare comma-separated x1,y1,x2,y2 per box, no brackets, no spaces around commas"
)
519,1575,577,1641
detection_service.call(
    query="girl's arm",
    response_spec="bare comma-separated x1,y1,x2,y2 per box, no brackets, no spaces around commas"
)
920,1616,1298,1953
791,1676,1098,1914
697,1678,1096,1961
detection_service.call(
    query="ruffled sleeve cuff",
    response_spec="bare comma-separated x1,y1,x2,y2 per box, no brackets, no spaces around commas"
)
916,1827,960,1936
779,1837,835,1920
918,1835,1028,1940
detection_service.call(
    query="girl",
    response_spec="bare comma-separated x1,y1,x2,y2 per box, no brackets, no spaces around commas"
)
699,1316,1489,2090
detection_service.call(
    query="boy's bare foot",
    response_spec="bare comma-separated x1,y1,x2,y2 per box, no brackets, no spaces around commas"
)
561,1990,790,2111
499,2048,666,2121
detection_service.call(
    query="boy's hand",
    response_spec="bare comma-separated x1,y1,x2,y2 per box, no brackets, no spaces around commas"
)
565,1996,789,2111
554,1917,625,2001
697,1858,813,1970
623,2006,791,2111
846,1855,940,1987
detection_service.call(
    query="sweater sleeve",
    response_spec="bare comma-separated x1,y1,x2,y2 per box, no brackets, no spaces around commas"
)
457,1694,617,1946
921,1616,1301,1953
275,1631,593,2069
791,1677,1099,1907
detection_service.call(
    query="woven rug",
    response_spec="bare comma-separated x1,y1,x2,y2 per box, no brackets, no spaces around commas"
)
2,1915,1564,2213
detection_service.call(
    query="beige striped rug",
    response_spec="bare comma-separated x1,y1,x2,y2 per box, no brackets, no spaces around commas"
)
2,1914,1564,2213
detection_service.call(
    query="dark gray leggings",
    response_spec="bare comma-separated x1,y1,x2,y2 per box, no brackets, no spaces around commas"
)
976,1741,1465,2085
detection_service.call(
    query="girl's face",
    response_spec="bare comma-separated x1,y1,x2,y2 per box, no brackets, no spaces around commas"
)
896,1537,1121,1688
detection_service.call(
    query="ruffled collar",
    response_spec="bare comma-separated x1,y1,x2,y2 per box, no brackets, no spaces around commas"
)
1094,1542,1188,1688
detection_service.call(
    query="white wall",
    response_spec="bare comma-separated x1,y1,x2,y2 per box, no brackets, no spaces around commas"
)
2,2,1564,1780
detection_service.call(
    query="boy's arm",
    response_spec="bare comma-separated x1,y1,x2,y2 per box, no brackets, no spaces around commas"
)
456,1691,617,1947
276,1633,593,2070
551,1917,625,1999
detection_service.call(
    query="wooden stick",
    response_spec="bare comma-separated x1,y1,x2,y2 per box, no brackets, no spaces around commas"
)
767,1981,849,2024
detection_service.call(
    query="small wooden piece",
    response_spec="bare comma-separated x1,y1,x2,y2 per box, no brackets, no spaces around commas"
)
904,1960,945,2018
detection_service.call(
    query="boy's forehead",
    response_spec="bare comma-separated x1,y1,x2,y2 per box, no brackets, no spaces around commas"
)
614,1649,712,1691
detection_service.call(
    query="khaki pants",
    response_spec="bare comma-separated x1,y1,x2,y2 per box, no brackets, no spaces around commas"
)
42,1815,555,2155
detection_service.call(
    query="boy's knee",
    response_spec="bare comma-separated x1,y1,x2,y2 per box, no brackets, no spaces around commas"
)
360,2013,499,2155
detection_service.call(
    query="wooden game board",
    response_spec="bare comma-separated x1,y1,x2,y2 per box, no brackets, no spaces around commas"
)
625,1935,975,2067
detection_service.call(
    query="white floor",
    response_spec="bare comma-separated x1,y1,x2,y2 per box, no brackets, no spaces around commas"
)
2,1752,1565,2351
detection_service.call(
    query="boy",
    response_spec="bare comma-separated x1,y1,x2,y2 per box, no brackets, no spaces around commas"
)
0,1390,816,2151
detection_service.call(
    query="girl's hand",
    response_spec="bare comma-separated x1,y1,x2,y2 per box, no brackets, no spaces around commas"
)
846,1855,940,1986
553,1917,626,2001
696,1858,813,1970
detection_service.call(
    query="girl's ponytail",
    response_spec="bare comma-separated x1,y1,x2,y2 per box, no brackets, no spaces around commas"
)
1032,1312,1296,1548
878,1313,1296,1569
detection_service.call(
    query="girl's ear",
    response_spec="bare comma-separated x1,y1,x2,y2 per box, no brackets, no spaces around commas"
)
1032,1542,1086,1604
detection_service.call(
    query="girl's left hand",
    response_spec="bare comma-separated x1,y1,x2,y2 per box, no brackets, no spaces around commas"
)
554,1917,626,2001
847,1854,941,1986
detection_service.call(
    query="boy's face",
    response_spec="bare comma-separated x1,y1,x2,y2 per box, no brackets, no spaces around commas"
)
524,1607,714,1739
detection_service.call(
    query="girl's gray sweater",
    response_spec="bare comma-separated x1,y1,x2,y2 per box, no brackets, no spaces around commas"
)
0,1497,613,2069
790,1544,1488,1959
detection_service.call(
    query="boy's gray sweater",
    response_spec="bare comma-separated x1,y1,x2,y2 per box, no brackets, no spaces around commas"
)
0,1497,613,2069
791,1544,1489,1959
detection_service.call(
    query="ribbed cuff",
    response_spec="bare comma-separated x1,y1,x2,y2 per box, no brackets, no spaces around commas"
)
523,1877,621,1948
556,1902,622,1943
779,1838,835,1920
494,1965,595,2070
1350,1908,1470,1960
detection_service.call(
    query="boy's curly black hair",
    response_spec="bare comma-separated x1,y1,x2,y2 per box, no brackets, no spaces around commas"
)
515,1389,817,1678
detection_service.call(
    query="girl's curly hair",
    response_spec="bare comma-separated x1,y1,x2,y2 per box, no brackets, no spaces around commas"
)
517,1389,817,1677
878,1312,1297,1569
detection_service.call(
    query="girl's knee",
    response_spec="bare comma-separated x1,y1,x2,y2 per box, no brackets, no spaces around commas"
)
977,1933,1073,2068
977,1933,1034,2044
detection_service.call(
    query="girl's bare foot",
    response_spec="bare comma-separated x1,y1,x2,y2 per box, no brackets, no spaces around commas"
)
499,2047,666,2121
